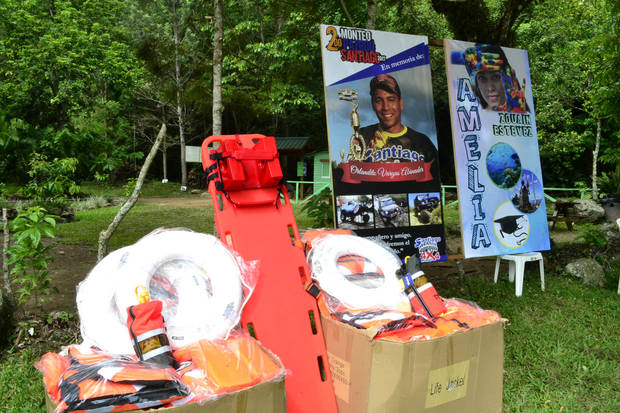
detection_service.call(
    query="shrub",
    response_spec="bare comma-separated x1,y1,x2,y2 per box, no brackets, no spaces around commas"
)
598,164,620,198
301,187,334,228
19,153,80,209
575,223,608,248
7,207,58,308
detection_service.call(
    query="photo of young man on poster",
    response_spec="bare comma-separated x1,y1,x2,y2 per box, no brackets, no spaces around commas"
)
320,26,446,261
360,74,438,167
332,72,439,196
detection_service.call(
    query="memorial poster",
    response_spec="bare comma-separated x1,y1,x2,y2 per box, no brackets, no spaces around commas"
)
444,40,550,258
320,25,446,262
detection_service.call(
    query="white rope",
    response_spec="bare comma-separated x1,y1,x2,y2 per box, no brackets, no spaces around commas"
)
78,230,244,354
308,234,408,310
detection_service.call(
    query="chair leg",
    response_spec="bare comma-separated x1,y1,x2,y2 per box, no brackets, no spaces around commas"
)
515,260,525,297
494,257,501,283
508,261,515,282
539,258,545,291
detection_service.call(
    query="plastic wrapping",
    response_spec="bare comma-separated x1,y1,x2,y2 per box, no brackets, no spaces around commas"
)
77,228,258,355
304,231,501,342
173,331,286,403
36,345,190,413
374,315,469,342
306,233,410,312
37,335,286,411
442,298,501,328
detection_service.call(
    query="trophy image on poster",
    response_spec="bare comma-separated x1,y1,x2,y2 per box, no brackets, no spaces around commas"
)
338,88,366,162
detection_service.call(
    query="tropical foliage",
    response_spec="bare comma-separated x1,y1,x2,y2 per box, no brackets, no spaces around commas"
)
0,0,616,190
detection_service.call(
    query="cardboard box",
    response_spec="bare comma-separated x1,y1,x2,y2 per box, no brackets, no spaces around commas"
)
321,314,505,413
45,374,285,413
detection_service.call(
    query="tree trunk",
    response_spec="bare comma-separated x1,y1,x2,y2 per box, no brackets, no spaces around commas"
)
162,132,168,182
173,1,187,188
2,208,11,303
366,0,378,29
97,123,167,261
212,0,223,136
592,117,601,201
339,0,355,27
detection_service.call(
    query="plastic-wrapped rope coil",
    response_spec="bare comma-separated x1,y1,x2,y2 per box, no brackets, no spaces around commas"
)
78,230,244,354
77,246,134,355
308,234,408,311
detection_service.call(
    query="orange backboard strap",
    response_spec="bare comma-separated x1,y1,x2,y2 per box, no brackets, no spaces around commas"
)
201,134,338,413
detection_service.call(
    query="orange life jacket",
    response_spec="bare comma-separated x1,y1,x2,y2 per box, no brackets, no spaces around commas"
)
318,291,500,342
37,345,189,413
35,352,72,402
173,333,284,402
126,300,178,369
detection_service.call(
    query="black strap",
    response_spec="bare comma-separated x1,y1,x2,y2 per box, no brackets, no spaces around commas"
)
305,281,321,299
210,152,227,161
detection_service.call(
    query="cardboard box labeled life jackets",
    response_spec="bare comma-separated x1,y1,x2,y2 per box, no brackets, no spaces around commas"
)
320,314,506,413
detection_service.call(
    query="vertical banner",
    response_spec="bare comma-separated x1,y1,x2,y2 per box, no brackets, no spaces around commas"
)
320,25,446,263
444,40,550,258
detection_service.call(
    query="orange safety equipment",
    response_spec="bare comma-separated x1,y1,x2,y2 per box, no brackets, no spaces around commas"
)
37,346,189,413
442,298,501,328
317,286,500,342
173,333,284,401
126,300,178,369
202,134,338,413
302,228,352,254
35,352,72,402
374,315,469,342
398,257,447,318
202,135,284,207
67,345,113,365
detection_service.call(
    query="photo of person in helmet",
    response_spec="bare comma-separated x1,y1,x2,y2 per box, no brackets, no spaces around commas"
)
463,44,530,113
359,74,438,166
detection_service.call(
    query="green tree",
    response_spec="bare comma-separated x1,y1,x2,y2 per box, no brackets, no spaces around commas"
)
129,0,212,188
0,0,146,181
221,1,348,149
431,0,535,45
516,0,619,190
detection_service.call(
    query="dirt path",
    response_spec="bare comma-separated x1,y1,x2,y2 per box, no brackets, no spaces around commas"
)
136,195,212,208
37,197,581,315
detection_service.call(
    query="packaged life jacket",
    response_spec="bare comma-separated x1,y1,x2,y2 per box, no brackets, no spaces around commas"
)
442,298,501,328
374,315,469,342
35,352,72,402
56,356,189,413
173,333,284,401
302,229,352,255
398,258,447,318
126,299,178,369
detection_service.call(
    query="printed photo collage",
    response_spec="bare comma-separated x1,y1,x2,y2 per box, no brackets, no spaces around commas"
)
336,192,442,230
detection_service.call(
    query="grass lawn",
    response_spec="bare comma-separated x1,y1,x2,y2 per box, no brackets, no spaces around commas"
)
56,203,216,251
78,180,199,198
1,188,618,412
441,275,619,412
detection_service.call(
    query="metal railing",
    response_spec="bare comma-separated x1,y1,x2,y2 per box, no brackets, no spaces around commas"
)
288,181,593,206
287,181,330,204
440,185,592,207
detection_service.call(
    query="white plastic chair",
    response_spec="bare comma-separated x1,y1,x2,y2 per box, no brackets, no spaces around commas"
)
493,252,545,297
